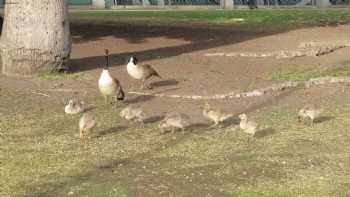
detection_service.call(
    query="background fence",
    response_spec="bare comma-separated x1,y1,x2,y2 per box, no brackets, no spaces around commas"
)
0,0,349,8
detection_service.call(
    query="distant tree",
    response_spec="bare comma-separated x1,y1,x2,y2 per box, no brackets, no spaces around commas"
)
0,0,71,76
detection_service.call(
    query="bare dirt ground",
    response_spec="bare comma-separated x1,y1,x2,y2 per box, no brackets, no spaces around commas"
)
2,22,350,196
2,23,350,121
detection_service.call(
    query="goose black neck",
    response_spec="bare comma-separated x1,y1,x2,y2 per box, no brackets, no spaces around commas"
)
104,54,109,69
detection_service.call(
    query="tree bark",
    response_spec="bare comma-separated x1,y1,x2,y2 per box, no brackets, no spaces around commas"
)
0,0,71,77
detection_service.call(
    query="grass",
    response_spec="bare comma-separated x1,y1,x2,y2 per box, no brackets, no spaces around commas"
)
265,64,350,81
37,71,85,81
69,10,350,31
1,89,350,196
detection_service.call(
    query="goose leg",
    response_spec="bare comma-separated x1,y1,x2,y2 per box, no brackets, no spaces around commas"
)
145,79,153,89
210,122,218,128
141,79,146,90
104,96,108,105
138,119,145,129
80,128,84,139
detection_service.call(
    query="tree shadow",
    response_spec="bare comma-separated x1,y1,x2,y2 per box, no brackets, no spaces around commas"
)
68,22,290,72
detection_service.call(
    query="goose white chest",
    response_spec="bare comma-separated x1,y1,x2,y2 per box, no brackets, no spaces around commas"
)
127,62,144,80
98,70,117,96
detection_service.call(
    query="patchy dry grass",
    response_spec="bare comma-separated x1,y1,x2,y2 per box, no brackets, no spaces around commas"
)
265,64,350,81
37,71,85,81
70,10,350,31
1,89,350,196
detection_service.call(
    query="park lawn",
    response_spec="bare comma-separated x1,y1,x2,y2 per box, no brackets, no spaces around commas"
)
70,10,350,31
1,87,350,196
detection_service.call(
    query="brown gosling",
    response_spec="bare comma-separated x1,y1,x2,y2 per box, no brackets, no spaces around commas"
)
127,56,161,90
64,99,84,115
98,49,125,105
202,103,233,128
159,112,190,135
239,113,258,136
120,105,145,127
298,106,322,126
79,112,96,139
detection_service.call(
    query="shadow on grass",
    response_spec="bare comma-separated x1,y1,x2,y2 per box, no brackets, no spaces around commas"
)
254,127,276,138
316,116,335,123
124,95,154,104
143,115,164,124
151,79,179,88
84,106,97,113
96,126,128,137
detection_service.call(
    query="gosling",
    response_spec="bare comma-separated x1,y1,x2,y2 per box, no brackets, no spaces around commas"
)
127,56,161,90
98,49,125,105
120,105,145,127
202,103,233,128
298,106,322,126
79,112,96,139
159,112,190,135
239,113,258,136
64,99,84,115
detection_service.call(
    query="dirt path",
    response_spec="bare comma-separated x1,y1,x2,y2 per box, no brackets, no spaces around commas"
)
2,23,350,120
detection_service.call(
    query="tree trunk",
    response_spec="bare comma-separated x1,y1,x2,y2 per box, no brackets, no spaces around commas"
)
0,0,71,77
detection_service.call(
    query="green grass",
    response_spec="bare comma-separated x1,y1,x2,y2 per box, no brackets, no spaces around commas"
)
1,89,350,196
70,10,350,31
265,64,350,81
37,71,85,80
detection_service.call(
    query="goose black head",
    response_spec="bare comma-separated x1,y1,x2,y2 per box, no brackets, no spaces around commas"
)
104,49,110,69
129,56,138,65
117,88,125,101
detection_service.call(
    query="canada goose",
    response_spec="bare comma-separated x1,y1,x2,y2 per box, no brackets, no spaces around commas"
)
239,113,258,135
159,112,190,135
298,106,322,126
98,49,125,105
202,103,233,128
64,99,84,115
120,105,145,127
127,56,161,90
79,112,96,139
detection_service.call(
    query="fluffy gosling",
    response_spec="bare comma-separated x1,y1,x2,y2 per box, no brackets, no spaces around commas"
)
127,56,161,90
298,106,322,126
64,99,84,115
202,103,233,128
98,49,125,105
120,105,145,127
159,112,190,135
79,112,96,139
239,113,258,136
